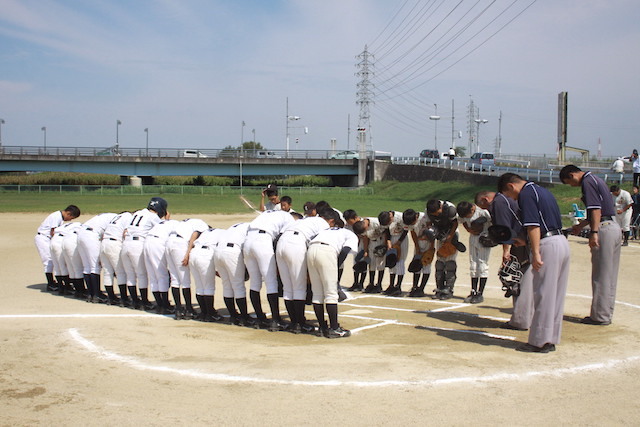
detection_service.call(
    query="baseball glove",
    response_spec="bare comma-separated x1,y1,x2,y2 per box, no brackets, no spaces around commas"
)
479,233,499,248
436,241,457,258
373,245,387,257
408,256,423,273
469,216,488,233
421,247,435,266
392,242,402,259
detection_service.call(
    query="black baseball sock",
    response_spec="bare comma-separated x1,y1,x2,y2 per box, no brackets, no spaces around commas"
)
250,290,266,320
368,271,375,287
182,288,194,312
106,285,117,301
284,299,296,324
195,294,205,317
353,271,359,286
236,297,248,318
224,297,237,318
267,293,281,322
479,277,487,295
160,291,170,310
376,271,385,287
140,288,150,304
91,274,102,297
313,303,326,329
359,270,367,286
338,268,344,281
203,295,215,318
326,303,339,330
118,284,128,300
294,300,307,325
128,286,139,306
396,274,404,287
471,277,479,294
84,274,93,297
389,274,396,287
171,287,182,309
413,273,420,287
152,291,161,310
419,273,430,290
46,272,57,287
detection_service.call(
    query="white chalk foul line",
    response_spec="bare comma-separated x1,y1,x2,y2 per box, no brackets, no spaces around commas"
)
0,313,156,319
68,328,640,388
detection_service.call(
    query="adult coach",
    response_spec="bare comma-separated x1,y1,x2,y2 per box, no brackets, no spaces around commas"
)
560,165,621,325
498,173,570,353
628,149,640,187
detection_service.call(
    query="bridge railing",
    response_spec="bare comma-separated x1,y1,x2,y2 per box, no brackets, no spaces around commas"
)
0,145,381,160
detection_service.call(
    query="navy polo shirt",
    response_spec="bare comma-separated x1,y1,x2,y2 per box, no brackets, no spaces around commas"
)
490,192,524,241
518,182,562,234
580,171,616,218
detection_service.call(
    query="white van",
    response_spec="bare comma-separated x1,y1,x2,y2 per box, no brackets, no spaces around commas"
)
182,150,208,158
255,150,281,159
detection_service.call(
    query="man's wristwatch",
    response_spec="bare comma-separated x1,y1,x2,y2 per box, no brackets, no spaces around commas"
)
589,230,599,234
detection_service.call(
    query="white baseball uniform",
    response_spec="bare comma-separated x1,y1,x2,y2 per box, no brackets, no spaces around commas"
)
121,208,162,289
190,228,225,296
143,219,178,292
166,218,209,289
77,213,116,275
35,210,66,273
214,222,250,299
99,212,132,288
460,206,492,278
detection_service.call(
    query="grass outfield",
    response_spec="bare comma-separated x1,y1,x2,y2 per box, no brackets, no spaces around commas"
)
0,180,582,218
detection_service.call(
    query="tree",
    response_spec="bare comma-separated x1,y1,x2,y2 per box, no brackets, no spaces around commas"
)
241,141,263,150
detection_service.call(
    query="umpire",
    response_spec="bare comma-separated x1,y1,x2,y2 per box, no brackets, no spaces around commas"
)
498,173,570,353
559,165,622,326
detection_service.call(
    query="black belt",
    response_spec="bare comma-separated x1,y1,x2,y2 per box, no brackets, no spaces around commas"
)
601,216,613,221
149,235,160,238
108,238,118,241
132,236,141,240
227,242,236,247
541,229,562,239
201,245,211,250
311,242,330,246
175,234,184,238
293,231,299,235
258,230,266,234
37,232,49,236
85,227,94,231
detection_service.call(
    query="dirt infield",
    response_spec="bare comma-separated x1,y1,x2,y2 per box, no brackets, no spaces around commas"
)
1,213,640,426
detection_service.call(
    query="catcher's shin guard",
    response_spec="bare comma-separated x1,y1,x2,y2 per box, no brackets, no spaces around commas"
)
434,260,446,291
444,260,457,292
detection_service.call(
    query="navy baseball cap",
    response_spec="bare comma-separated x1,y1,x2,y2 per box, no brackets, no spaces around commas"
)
148,197,168,217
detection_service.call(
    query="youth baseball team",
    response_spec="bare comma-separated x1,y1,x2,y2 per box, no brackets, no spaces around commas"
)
34,166,628,350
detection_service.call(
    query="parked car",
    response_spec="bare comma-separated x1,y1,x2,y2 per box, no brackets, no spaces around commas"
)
255,150,281,159
330,150,359,160
182,150,209,158
419,149,439,159
468,152,495,171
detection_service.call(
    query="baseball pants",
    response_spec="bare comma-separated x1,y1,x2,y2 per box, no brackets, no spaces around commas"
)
390,234,409,275
590,220,622,323
34,234,53,273
214,243,246,299
121,238,148,289
62,235,84,280
189,246,216,296
50,235,68,276
77,229,102,275
528,235,570,348
166,237,191,289
307,244,339,305
468,235,490,278
243,231,279,294
143,240,171,292
276,233,308,300
100,239,126,288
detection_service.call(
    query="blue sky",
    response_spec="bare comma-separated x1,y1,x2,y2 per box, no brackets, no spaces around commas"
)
1,0,639,158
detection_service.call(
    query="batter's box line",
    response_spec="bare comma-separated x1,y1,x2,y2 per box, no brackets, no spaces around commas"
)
336,312,516,341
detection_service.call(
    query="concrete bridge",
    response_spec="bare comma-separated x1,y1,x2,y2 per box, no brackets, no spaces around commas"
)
0,146,373,186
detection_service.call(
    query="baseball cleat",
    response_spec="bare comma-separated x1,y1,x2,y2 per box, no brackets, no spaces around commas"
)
471,294,484,304
300,323,316,334
290,323,302,334
347,284,363,292
209,310,224,322
463,293,475,303
363,284,376,293
500,322,527,331
389,286,403,297
580,316,611,326
515,343,555,353
174,308,185,320
382,284,395,295
326,326,351,339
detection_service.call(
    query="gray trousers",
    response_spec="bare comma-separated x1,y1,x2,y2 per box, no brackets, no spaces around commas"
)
590,220,622,323
510,267,534,329
528,235,570,347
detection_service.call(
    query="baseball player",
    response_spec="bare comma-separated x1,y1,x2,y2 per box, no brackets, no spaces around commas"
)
214,222,253,326
121,197,168,309
61,220,87,299
77,213,118,303
425,199,466,300
166,217,209,320
100,211,133,306
475,190,534,331
307,220,359,338
632,185,640,240
50,221,82,296
276,209,337,334
302,201,317,218
243,209,297,330
404,209,434,297
610,184,633,246
357,216,387,293
456,201,492,304
499,173,570,353
378,210,410,296
560,165,621,326
343,209,367,291
34,205,81,291
190,227,226,322
143,218,179,314
259,183,281,211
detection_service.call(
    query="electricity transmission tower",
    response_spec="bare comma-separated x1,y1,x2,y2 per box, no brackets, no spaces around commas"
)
355,45,374,153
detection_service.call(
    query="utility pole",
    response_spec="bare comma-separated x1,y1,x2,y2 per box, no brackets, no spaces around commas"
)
467,97,476,155
451,99,455,150
496,110,503,156
355,45,374,154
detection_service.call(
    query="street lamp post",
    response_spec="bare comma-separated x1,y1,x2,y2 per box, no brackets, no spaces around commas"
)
0,118,5,151
429,103,440,151
474,119,488,152
240,121,245,195
41,126,47,152
116,120,122,154
144,128,149,156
